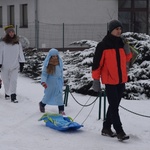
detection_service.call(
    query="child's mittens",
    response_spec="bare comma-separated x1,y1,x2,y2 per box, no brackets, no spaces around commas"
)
41,82,47,89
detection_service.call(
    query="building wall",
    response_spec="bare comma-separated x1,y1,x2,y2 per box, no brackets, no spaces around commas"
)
37,0,118,48
149,1,150,35
0,0,118,48
38,0,118,24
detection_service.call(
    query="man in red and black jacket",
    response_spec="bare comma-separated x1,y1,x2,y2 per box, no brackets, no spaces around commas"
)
92,20,132,141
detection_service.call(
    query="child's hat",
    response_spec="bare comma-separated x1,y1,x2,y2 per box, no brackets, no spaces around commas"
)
108,20,123,33
4,25,15,34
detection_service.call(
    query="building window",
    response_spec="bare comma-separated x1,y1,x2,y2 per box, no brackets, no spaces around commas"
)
118,0,149,34
8,5,15,26
119,0,131,8
0,6,2,27
20,4,28,28
134,0,147,8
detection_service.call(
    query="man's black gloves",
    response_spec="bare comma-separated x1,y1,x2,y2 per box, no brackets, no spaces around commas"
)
20,63,24,72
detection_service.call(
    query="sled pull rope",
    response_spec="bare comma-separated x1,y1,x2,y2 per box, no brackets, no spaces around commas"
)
81,99,97,125
71,93,98,125
72,94,92,121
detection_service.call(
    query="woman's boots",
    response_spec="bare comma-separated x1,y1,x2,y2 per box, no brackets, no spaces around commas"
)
11,93,18,103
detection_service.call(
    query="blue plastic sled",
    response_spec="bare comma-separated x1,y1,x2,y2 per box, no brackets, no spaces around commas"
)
39,113,83,131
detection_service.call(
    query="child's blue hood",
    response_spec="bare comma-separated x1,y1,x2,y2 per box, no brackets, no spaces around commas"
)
43,48,63,67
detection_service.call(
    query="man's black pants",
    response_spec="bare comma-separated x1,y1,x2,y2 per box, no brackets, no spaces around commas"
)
103,83,125,134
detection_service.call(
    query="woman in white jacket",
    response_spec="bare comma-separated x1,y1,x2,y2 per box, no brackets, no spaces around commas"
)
0,25,25,103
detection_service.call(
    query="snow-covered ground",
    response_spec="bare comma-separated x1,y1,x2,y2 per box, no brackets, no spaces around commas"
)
0,74,150,150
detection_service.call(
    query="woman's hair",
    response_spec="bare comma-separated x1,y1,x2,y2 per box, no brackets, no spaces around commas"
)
47,56,59,74
2,34,19,45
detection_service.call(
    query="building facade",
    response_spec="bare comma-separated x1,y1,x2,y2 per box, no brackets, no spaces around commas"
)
0,0,118,49
1,0,149,49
